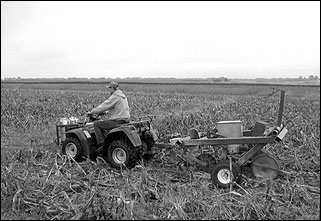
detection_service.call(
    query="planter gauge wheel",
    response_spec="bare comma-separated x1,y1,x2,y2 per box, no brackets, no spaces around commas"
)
211,160,241,188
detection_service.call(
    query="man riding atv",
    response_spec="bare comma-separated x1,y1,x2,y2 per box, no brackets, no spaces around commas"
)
57,82,158,170
87,81,130,148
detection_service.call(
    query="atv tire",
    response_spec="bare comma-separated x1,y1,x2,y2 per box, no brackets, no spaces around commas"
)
61,137,83,162
106,139,139,170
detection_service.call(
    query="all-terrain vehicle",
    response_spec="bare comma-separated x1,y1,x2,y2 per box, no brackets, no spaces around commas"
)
55,113,158,170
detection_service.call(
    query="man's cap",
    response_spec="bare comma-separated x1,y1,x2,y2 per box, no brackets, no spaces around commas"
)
107,81,119,89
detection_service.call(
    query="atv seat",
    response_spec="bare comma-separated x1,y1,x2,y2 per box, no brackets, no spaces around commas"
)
101,119,130,137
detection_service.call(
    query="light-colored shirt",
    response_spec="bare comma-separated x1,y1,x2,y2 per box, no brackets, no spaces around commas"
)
91,89,130,120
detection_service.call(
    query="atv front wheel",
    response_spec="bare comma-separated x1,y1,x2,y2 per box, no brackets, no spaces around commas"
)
61,137,83,161
106,139,139,170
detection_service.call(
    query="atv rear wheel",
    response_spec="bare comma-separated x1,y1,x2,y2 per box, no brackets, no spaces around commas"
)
106,139,139,170
210,160,241,188
61,137,83,161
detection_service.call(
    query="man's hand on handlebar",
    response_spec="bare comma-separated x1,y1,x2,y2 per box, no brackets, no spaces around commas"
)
86,111,107,121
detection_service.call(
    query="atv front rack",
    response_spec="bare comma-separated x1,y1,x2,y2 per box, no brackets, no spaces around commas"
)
55,122,81,145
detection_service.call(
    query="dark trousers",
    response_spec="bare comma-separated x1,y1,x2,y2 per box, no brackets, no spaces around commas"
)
93,119,127,145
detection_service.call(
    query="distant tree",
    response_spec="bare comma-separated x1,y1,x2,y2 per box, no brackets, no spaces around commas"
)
308,75,318,80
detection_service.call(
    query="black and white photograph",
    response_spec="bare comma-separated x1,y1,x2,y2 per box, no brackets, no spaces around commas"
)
1,1,320,220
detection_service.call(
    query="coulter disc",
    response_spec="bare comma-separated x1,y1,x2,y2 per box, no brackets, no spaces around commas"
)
251,154,280,180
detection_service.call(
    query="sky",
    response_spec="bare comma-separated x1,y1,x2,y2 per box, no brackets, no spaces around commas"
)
1,1,320,79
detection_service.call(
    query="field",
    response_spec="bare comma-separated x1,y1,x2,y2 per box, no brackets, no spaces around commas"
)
1,82,320,220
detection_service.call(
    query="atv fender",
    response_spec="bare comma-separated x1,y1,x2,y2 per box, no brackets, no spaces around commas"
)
107,125,142,147
65,128,91,157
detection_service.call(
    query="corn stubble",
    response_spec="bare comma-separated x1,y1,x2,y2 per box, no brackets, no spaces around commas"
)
1,86,320,220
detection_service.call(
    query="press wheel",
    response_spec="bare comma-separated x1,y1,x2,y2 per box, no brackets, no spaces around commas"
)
251,153,280,180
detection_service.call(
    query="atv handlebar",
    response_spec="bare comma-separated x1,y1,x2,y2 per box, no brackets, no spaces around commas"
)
85,111,107,122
